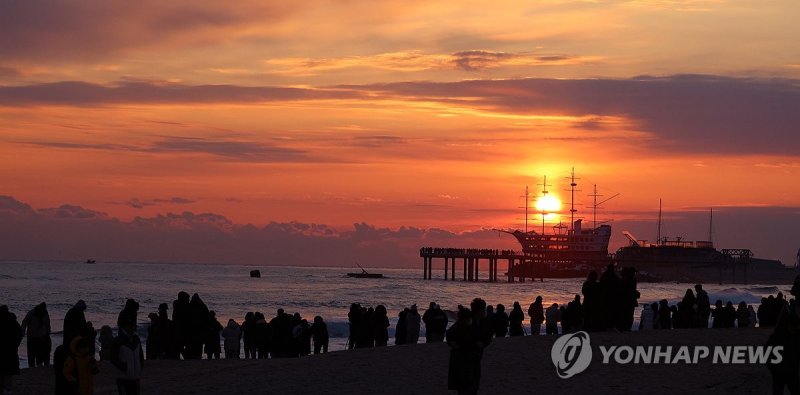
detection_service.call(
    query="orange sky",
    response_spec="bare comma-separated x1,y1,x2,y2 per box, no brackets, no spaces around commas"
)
1,0,799,265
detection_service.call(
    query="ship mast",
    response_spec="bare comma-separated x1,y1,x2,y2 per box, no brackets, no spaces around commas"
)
538,175,551,234
657,199,662,246
567,167,579,231
590,184,601,230
521,186,529,233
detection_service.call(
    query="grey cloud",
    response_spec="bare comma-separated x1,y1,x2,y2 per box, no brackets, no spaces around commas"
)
126,197,195,209
0,81,362,106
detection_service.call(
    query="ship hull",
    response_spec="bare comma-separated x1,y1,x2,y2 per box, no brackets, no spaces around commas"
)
615,247,797,284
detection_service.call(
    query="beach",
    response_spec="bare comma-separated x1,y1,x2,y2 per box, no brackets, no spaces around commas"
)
13,327,775,394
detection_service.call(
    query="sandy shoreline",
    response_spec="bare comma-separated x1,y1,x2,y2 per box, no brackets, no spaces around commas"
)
14,328,776,394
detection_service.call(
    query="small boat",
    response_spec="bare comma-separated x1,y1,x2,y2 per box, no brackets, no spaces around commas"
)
250,270,261,278
347,264,383,278
85,259,96,264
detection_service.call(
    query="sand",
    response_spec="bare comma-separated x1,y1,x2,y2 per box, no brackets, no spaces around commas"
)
13,328,778,394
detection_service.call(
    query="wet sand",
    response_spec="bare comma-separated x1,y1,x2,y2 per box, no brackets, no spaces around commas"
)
14,328,775,394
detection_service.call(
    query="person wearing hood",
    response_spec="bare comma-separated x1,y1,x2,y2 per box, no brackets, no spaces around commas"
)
117,299,140,332
111,319,144,395
63,300,87,346
405,304,421,345
508,302,525,336
222,319,242,359
204,311,223,360
63,336,99,395
21,302,51,367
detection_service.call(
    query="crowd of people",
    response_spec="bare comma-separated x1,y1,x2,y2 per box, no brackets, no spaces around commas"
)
1,269,799,394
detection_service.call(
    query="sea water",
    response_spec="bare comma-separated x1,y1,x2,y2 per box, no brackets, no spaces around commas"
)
0,261,789,365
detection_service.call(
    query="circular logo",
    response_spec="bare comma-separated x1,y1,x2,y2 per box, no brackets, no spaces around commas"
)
550,331,593,379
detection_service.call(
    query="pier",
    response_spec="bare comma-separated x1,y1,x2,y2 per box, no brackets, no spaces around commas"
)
419,247,537,282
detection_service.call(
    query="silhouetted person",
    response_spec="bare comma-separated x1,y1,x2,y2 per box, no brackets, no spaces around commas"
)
111,318,144,395
565,295,583,333
151,303,173,359
617,267,640,331
0,306,23,395
372,305,390,347
736,302,750,328
599,265,619,331
63,300,88,346
54,343,70,395
695,284,711,328
423,302,449,343
446,298,493,394
98,325,114,361
406,305,421,344
254,312,270,359
395,309,408,345
767,275,800,395
722,302,737,328
712,300,725,328
269,309,292,358
493,304,510,338
581,271,601,331
242,312,256,359
205,311,223,359
64,336,99,395
508,302,525,336
186,293,209,359
679,289,697,329
748,305,758,328
172,291,191,359
657,300,672,329
639,304,654,331
295,318,312,357
21,302,51,367
146,313,159,360
528,296,544,335
545,303,561,335
117,298,140,331
222,319,242,359
347,304,361,350
310,316,329,354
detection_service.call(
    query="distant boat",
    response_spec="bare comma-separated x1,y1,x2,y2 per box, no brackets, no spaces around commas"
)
347,264,383,279
250,270,261,278
85,259,96,264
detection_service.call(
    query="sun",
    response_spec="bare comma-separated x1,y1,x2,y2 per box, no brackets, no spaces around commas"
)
535,195,561,213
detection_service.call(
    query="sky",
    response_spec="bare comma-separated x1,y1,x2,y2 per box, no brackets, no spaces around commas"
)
1,0,799,267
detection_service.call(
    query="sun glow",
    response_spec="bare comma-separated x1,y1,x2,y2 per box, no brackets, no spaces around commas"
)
535,195,561,213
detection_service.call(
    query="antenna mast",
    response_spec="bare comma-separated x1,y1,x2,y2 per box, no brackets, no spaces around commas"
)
708,207,713,245
521,186,529,233
589,184,602,229
657,199,662,246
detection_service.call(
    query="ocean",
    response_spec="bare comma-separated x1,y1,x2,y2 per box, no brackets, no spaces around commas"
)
0,261,789,365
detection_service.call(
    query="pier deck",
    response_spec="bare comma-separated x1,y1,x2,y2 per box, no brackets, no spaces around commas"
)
419,247,535,282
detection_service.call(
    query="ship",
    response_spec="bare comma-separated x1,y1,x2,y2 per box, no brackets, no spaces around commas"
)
346,264,384,279
614,204,797,284
500,170,616,279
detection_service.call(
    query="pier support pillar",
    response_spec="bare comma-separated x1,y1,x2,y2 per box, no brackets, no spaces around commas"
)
451,258,456,281
444,257,448,280
423,257,428,279
463,258,467,281
507,258,514,283
468,258,474,281
475,258,479,281
427,257,432,280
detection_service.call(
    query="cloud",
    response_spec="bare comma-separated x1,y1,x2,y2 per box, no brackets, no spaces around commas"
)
125,197,195,209
20,136,321,163
0,1,296,62
263,50,596,75
0,66,21,78
0,196,796,267
0,196,516,267
0,80,361,106
351,75,800,155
